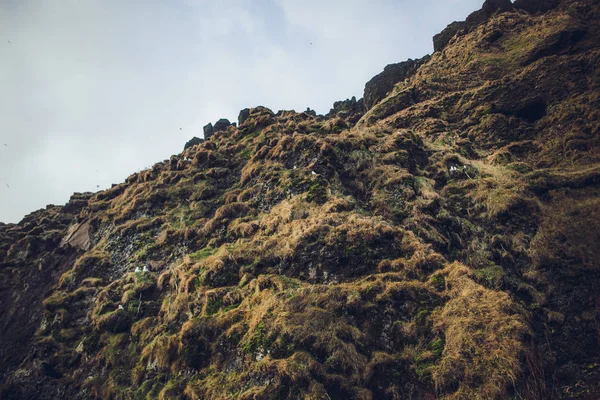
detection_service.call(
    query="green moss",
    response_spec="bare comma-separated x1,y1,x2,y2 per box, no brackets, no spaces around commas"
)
415,360,434,380
306,179,328,205
189,247,216,262
223,303,240,313
415,310,430,324
134,380,163,400
429,337,445,358
473,265,505,289
133,246,148,261
430,274,446,291
205,297,222,316
43,292,68,311
243,321,266,354
127,299,141,314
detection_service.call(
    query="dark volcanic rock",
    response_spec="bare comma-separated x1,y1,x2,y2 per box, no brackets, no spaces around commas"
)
327,96,365,125
466,0,512,25
184,136,204,150
213,118,231,132
203,123,214,140
433,0,513,52
363,56,430,110
433,21,468,53
238,108,250,126
305,107,317,117
514,0,561,13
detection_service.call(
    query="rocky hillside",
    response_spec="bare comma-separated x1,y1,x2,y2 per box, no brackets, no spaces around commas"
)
1,0,599,398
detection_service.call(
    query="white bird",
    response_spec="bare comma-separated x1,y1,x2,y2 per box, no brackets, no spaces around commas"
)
118,305,124,310
134,266,141,273
293,165,297,170
143,266,148,273
311,171,317,176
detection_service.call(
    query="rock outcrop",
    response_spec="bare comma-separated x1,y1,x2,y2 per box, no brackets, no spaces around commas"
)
326,96,365,125
213,118,231,132
514,0,561,13
183,136,204,150
203,123,213,140
238,108,250,126
363,56,430,110
433,0,513,52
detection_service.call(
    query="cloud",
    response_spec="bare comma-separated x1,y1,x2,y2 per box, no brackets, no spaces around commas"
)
0,0,483,223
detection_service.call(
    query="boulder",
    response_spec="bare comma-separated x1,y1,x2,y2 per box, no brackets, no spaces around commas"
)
213,119,231,132
238,108,250,126
60,219,92,251
203,123,214,140
184,136,204,151
305,107,317,117
363,56,430,110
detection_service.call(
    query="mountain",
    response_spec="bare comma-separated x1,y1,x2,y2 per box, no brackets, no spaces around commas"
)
1,0,599,398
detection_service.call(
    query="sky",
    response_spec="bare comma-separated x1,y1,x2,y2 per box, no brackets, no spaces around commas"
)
0,0,484,224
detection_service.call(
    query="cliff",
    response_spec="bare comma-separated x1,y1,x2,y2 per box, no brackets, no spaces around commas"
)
1,0,599,398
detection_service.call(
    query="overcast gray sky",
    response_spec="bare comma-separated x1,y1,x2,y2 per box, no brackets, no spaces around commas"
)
0,0,483,223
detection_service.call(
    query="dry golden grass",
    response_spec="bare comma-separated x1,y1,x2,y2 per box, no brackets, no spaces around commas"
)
431,262,530,399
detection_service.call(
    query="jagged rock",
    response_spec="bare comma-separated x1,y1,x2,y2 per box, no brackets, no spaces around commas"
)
433,21,468,53
213,118,231,132
184,136,204,150
238,108,250,126
364,88,418,124
327,96,365,125
433,0,513,52
466,0,512,25
203,123,214,140
240,106,276,130
514,0,560,13
62,192,93,214
60,219,91,251
250,106,274,116
363,56,430,110
305,107,317,117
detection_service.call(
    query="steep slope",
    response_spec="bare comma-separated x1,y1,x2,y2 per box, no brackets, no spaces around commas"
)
1,0,599,399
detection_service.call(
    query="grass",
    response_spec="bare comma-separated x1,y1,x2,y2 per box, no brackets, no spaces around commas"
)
20,4,600,397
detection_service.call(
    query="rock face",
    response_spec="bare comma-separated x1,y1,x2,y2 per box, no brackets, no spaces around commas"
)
213,118,231,132
183,136,204,150
60,220,92,251
433,21,467,53
3,1,600,399
203,123,214,140
238,108,250,126
514,0,561,13
363,56,430,110
326,96,365,125
433,0,513,52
